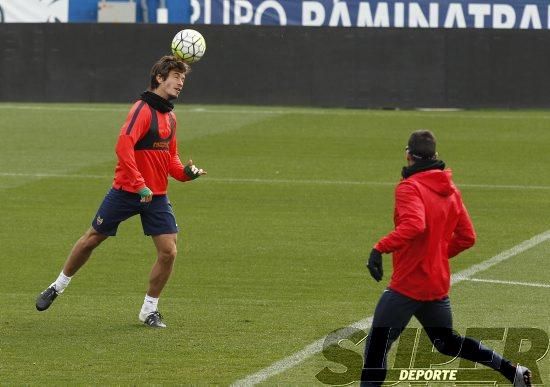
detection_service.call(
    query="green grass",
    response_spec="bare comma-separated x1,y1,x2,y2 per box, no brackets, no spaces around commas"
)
0,103,549,385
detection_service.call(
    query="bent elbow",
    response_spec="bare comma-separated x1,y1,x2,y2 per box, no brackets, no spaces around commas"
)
412,222,426,237
466,233,476,248
460,232,476,249
115,142,124,157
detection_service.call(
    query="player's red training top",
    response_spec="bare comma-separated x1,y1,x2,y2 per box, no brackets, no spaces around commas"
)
112,99,191,194
374,169,476,301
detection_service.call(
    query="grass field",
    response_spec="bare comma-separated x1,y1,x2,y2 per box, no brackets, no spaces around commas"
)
0,103,549,385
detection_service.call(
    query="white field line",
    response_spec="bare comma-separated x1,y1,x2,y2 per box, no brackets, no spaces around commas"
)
207,178,550,191
450,231,550,284
231,229,550,386
1,172,550,191
466,278,550,289
0,172,109,179
1,104,550,120
230,316,374,387
0,105,127,112
0,105,279,115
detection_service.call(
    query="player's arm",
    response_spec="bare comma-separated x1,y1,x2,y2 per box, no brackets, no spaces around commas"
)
366,182,425,281
115,102,151,197
374,182,426,253
168,126,207,182
448,194,476,258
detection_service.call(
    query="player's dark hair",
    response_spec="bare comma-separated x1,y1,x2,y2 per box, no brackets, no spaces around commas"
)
149,55,191,90
407,130,437,160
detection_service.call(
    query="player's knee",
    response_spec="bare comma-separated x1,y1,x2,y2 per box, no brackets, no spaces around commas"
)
432,332,463,357
82,238,99,251
158,246,177,263
81,230,106,251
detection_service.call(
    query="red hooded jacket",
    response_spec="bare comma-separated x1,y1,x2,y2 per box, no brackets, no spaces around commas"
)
374,169,476,301
112,100,191,195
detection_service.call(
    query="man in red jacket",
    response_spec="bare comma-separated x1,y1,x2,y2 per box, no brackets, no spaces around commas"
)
362,130,531,386
35,56,206,328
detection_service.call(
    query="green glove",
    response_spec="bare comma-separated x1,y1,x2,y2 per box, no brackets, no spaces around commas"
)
138,187,153,201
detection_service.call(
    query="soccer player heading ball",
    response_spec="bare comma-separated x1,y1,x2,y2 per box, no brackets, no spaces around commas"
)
362,130,531,386
36,55,206,328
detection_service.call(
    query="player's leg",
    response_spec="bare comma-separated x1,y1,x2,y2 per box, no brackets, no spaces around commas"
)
35,228,109,311
415,298,530,385
361,289,421,386
62,227,109,276
148,233,177,297
138,194,179,328
138,233,177,328
36,188,138,312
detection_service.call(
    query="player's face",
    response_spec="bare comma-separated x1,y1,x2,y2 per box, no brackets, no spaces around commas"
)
157,70,186,100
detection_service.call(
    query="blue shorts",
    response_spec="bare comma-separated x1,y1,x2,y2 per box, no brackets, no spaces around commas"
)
91,188,178,236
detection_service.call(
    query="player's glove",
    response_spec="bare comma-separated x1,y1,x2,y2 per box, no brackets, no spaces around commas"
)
366,248,383,282
184,164,205,180
138,187,153,202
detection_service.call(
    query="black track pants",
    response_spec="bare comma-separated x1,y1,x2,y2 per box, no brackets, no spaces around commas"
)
360,288,509,386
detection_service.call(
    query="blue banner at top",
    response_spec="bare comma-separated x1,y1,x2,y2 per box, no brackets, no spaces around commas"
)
189,0,550,29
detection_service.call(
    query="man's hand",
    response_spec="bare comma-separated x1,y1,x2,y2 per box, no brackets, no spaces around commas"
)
366,248,383,282
184,159,207,180
138,187,153,203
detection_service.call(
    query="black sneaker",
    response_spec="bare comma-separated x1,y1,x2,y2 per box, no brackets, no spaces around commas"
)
142,311,167,328
35,286,59,311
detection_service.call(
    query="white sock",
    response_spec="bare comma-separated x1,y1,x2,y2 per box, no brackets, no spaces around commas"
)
141,294,159,315
50,271,72,293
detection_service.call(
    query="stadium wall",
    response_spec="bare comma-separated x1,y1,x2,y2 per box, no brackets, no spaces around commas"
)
1,23,549,108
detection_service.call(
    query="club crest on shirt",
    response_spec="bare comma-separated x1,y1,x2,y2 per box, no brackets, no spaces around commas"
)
153,141,170,149
96,216,103,225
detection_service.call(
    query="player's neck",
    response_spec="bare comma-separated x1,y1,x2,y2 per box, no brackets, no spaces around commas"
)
151,89,169,101
140,91,174,113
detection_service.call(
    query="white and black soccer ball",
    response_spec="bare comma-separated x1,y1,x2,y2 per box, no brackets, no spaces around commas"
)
171,29,206,64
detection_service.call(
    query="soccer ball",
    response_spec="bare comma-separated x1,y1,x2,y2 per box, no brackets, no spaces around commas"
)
171,29,206,64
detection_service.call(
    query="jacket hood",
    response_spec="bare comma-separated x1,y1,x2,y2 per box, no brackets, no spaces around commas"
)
410,169,455,196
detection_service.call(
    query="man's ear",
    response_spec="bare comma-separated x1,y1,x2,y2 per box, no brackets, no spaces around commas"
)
156,74,164,84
